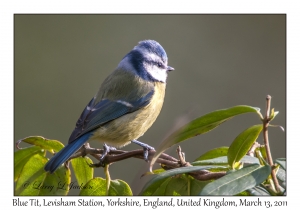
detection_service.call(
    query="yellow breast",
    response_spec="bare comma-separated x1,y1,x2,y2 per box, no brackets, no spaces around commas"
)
89,81,166,148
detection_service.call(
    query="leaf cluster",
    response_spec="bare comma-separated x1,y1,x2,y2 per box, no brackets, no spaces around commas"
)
14,104,285,196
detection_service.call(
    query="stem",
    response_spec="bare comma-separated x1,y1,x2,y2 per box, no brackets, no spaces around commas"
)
105,164,110,195
247,142,261,157
263,95,281,193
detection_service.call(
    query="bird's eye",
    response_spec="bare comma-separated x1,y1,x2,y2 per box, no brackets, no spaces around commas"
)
157,62,162,67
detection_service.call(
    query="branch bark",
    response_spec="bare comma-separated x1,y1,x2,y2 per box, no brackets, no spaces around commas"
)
66,143,226,181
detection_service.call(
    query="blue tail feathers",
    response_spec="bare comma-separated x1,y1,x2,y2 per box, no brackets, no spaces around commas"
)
44,132,92,173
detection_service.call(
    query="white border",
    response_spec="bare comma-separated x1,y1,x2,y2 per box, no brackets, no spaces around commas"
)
2,0,299,209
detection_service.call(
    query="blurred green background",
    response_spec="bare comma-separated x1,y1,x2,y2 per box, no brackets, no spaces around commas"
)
14,14,286,195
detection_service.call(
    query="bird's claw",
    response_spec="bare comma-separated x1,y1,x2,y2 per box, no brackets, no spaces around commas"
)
88,144,116,167
143,146,155,162
131,139,155,162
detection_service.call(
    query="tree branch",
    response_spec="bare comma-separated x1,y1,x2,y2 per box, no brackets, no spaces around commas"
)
66,143,225,181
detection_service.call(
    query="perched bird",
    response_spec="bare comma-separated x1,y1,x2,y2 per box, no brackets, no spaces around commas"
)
44,40,174,173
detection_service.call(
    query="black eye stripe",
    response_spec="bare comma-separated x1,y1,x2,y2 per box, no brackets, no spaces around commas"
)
148,61,164,68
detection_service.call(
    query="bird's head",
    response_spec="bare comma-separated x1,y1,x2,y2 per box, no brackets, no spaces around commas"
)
118,40,174,83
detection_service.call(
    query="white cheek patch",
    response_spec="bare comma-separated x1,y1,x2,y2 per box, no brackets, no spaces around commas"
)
146,64,168,83
141,52,168,82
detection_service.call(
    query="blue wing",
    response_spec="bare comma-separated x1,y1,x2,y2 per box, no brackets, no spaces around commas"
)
68,88,154,143
44,88,154,173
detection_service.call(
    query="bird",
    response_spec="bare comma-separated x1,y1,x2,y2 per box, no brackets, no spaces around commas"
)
44,40,174,173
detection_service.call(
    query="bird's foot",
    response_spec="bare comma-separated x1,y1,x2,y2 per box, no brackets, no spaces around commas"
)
132,139,155,162
88,144,116,167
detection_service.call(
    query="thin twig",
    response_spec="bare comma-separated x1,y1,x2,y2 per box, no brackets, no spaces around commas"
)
263,95,281,193
177,146,188,166
247,142,261,157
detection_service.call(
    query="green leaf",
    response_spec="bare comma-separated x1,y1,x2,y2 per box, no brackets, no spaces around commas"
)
14,153,71,196
192,156,229,166
255,145,268,165
275,158,286,170
141,176,172,195
276,167,286,183
71,156,94,187
269,108,279,121
256,151,268,167
236,190,251,196
199,164,271,195
17,136,64,154
169,175,211,195
109,179,132,195
259,145,268,159
194,147,229,161
241,155,261,165
79,177,105,196
140,165,225,195
150,105,260,170
79,177,132,196
40,165,71,195
247,185,270,195
166,175,191,196
227,125,263,168
15,153,48,195
278,180,286,189
158,175,190,196
14,146,44,181
189,177,211,195
141,174,210,196
192,155,260,166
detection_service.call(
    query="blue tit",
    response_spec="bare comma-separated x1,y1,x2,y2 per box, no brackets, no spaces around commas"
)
44,40,174,173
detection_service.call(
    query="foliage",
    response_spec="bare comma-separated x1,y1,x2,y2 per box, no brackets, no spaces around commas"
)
14,103,285,196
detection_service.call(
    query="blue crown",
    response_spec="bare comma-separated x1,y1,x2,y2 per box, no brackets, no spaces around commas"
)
137,40,168,62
